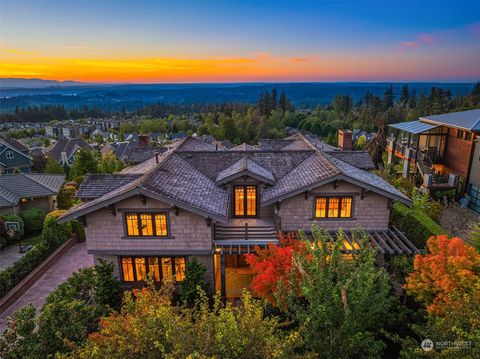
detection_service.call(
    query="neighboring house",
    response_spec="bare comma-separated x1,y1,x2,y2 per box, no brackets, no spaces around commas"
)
101,141,132,161
0,138,32,174
45,138,95,166
0,173,65,215
387,109,480,211
59,135,415,299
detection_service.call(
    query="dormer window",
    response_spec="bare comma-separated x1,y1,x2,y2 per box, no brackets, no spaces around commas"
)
233,185,257,217
5,151,14,159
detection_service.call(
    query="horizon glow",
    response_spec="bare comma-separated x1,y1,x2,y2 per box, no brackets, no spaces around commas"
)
1,0,479,83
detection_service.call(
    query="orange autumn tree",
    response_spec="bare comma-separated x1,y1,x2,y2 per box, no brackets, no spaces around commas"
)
405,235,480,316
245,232,307,306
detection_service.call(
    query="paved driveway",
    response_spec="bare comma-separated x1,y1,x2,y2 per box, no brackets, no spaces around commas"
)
0,242,94,332
0,245,25,271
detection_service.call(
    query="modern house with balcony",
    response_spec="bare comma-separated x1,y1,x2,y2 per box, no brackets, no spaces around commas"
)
59,134,416,299
387,109,480,210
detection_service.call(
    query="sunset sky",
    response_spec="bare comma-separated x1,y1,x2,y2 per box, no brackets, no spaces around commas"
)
1,0,479,83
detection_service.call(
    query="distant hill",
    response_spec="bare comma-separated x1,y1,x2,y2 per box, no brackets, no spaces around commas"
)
0,78,92,89
0,81,476,113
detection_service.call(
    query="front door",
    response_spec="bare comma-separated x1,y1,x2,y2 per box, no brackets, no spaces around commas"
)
233,185,257,217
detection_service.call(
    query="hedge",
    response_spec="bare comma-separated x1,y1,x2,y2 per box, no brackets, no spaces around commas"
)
389,202,445,249
20,207,46,234
0,212,84,298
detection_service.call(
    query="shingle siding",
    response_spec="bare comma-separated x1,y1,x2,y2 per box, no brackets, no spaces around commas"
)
278,182,390,231
85,195,213,253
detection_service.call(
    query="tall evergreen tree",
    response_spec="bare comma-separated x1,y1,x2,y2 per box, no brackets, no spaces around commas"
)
383,84,394,110
400,85,410,105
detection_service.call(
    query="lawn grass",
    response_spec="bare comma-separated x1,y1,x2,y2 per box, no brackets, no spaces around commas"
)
20,233,43,247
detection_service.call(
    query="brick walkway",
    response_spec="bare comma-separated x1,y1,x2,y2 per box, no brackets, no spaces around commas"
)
0,242,94,332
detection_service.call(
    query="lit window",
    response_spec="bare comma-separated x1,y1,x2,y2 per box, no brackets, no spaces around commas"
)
135,258,147,281
315,196,353,219
148,257,161,281
5,151,14,159
125,212,169,237
246,186,257,216
140,213,153,236
121,258,134,282
161,257,173,283
120,256,186,283
315,197,327,218
340,198,352,218
175,257,186,282
234,185,257,217
155,213,168,236
328,197,339,218
126,213,139,236
234,187,245,216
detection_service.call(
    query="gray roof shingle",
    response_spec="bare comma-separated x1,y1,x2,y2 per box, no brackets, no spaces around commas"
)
0,174,65,208
59,135,412,223
328,151,375,170
76,174,143,199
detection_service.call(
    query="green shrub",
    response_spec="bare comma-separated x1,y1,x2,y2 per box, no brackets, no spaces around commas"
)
57,184,77,209
390,202,445,249
70,219,85,242
20,208,46,234
42,210,71,250
0,213,24,239
179,257,208,306
411,189,443,222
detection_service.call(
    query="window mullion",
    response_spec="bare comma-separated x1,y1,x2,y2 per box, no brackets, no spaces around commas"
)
338,197,342,217
137,213,142,237
326,198,330,218
133,257,137,281
151,213,156,236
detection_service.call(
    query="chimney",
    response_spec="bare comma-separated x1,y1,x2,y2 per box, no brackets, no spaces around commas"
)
155,152,159,164
138,134,151,148
338,129,353,151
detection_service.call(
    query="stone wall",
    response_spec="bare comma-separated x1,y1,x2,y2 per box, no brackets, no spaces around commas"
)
278,181,390,232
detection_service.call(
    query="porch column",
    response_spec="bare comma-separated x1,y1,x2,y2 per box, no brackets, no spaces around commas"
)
220,253,226,299
402,147,413,178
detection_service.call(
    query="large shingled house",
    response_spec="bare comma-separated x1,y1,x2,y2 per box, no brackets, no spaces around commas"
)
59,134,415,299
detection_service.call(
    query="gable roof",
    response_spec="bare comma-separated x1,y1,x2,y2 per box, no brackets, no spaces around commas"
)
1,138,29,153
59,135,411,223
0,173,65,208
419,109,480,132
230,143,258,151
0,138,33,162
46,138,94,163
216,157,275,185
